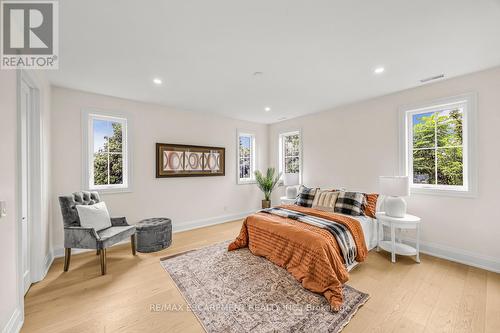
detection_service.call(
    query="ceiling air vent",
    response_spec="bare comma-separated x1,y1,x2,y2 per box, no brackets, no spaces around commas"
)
420,74,445,83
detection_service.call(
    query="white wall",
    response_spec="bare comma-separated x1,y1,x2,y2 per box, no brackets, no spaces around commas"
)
50,87,268,250
270,67,500,271
0,69,51,333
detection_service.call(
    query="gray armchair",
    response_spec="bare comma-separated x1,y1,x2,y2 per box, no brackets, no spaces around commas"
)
58,191,136,275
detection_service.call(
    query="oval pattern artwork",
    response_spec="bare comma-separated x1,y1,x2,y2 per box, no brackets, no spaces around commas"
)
184,151,203,171
163,151,185,171
156,143,225,177
204,152,220,171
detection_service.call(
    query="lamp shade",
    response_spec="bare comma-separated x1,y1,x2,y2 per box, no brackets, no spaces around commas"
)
283,173,300,186
379,176,410,197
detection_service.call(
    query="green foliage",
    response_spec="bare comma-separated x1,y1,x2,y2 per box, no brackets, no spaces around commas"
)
437,147,463,185
239,136,251,178
93,153,108,185
412,109,463,186
94,122,123,185
284,134,300,173
254,168,282,201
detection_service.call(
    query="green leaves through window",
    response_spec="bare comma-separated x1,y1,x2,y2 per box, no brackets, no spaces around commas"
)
411,108,464,186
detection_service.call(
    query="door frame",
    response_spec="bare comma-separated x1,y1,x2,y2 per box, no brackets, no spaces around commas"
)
19,78,32,294
16,69,44,311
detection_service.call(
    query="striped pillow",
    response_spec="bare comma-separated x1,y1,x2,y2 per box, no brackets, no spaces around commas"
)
363,193,379,218
294,185,318,208
312,190,339,212
334,191,366,216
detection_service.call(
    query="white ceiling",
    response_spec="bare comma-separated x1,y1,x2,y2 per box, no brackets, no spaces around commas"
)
48,0,500,124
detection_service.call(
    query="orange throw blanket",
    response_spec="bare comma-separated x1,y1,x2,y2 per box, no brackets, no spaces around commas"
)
228,205,368,311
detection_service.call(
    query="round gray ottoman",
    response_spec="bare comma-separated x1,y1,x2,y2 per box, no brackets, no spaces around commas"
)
135,218,172,253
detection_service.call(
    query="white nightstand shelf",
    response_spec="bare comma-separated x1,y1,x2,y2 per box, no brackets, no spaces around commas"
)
376,212,421,263
378,241,417,256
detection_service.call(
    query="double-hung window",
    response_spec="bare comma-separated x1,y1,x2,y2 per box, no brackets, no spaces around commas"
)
278,130,301,179
237,131,256,184
400,93,476,196
83,110,131,192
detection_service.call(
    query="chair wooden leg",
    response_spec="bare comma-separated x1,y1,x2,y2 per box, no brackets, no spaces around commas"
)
100,249,107,275
96,249,100,255
63,248,71,272
131,234,136,256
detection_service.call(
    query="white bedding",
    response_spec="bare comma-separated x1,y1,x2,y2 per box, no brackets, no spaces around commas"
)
340,214,378,272
335,213,378,251
355,215,378,251
358,195,384,251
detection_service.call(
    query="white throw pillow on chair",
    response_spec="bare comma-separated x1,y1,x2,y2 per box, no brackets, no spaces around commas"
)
76,201,112,231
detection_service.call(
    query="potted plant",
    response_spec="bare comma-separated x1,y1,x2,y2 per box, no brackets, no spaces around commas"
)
254,168,282,209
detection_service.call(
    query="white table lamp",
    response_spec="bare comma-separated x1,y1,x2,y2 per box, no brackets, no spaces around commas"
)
379,176,410,218
283,173,300,199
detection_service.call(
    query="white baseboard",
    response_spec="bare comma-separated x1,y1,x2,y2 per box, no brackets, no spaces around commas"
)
172,210,254,233
52,210,254,259
39,251,54,281
2,307,23,333
401,236,500,273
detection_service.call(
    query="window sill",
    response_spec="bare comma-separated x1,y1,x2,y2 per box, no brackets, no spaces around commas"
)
88,187,133,195
237,180,256,185
411,187,477,198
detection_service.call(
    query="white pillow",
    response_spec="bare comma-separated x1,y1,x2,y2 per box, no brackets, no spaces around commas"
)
76,201,112,231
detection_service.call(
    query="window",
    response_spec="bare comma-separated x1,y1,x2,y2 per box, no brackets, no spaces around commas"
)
400,94,476,196
279,130,301,178
83,110,131,192
237,131,256,184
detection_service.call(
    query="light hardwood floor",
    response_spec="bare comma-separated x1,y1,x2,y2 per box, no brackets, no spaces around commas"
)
23,220,500,333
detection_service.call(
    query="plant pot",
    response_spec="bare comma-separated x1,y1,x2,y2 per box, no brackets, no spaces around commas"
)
261,200,271,209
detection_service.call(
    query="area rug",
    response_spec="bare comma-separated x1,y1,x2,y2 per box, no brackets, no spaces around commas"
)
160,241,369,333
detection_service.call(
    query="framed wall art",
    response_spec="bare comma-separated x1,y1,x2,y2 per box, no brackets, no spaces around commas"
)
156,143,225,177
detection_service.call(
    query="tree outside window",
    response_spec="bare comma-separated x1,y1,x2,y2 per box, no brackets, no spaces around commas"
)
402,94,476,196
278,131,301,181
238,133,255,183
283,133,300,174
92,118,125,187
411,108,463,187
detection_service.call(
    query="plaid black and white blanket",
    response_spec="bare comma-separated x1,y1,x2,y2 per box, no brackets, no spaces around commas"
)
260,207,357,266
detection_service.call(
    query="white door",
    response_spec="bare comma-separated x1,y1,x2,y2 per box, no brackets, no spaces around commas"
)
20,79,31,294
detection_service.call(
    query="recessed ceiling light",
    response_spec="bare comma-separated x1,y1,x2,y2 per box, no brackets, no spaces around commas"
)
265,107,271,112
374,67,385,74
153,78,162,85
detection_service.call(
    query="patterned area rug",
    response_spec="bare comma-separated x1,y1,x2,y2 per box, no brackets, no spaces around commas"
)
160,241,369,333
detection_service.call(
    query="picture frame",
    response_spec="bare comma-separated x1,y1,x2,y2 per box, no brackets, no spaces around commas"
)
156,143,225,178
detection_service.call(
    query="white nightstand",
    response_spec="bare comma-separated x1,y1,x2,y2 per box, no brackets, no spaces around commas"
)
375,212,421,263
280,196,296,205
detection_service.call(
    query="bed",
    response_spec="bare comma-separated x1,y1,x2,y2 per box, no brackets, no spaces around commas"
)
346,214,378,271
228,203,379,311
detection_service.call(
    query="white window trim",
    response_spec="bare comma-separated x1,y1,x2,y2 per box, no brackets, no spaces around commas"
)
82,108,133,194
278,129,303,185
236,130,256,184
398,93,477,197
